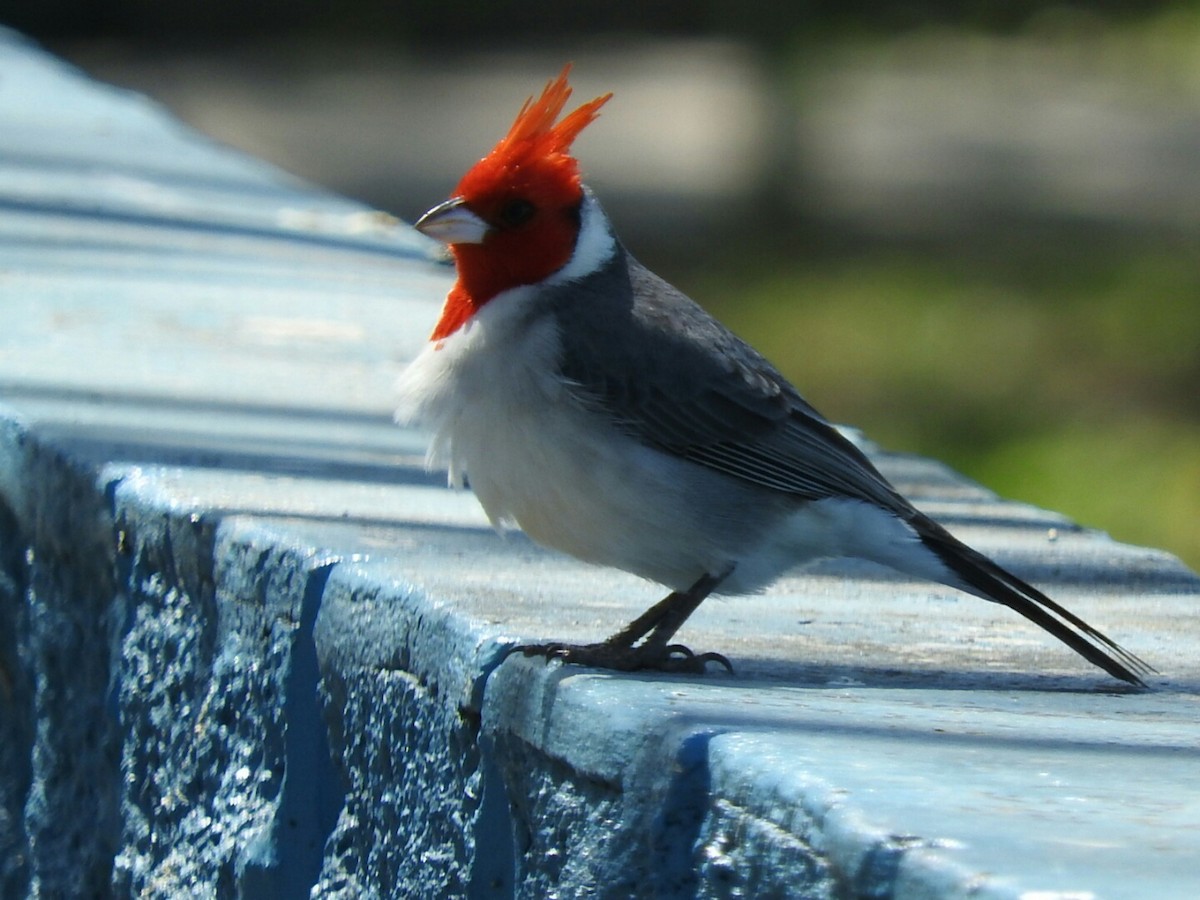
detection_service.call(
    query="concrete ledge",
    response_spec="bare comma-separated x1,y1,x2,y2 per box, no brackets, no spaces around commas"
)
2,28,1199,899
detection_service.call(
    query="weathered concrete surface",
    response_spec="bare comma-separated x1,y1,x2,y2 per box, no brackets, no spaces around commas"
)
2,27,1200,900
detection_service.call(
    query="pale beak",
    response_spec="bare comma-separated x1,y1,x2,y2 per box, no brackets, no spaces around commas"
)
414,197,490,245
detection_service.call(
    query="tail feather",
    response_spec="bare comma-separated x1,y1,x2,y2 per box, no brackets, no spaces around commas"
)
915,517,1155,687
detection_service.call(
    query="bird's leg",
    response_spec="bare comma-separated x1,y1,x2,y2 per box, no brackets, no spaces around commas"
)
596,587,693,648
517,569,734,673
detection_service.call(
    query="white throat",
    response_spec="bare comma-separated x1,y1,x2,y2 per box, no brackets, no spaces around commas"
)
544,188,616,285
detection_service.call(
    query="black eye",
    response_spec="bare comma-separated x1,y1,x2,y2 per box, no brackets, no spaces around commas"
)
498,198,536,228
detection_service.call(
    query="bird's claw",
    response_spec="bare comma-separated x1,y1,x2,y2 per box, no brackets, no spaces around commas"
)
513,639,733,675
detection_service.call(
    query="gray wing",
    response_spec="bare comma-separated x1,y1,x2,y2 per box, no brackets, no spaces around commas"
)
552,251,913,515
550,250,1156,687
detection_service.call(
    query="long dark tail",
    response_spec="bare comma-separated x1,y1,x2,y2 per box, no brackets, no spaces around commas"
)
915,516,1155,687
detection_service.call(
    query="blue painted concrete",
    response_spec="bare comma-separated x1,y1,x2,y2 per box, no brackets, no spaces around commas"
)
1,26,1199,899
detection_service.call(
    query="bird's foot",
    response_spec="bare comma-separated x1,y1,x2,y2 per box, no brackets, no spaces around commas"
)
514,639,732,674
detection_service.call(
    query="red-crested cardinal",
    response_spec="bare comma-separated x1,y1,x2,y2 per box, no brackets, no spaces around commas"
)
397,65,1151,686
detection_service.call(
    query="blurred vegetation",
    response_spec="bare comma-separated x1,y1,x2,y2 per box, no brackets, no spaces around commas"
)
675,7,1200,572
682,233,1200,572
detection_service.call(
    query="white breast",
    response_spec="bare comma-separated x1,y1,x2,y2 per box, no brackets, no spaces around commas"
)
397,283,759,591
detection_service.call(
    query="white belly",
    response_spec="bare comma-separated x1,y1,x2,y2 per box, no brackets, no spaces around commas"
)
460,394,702,578
397,298,764,591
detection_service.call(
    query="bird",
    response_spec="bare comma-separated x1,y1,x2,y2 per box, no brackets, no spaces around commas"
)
396,65,1152,687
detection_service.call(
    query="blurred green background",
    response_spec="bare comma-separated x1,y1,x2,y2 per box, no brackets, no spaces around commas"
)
9,1,1198,571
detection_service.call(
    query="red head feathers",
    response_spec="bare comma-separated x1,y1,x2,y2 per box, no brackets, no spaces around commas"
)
421,65,612,339
455,64,612,202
